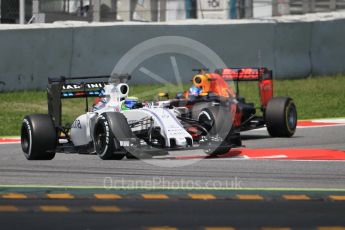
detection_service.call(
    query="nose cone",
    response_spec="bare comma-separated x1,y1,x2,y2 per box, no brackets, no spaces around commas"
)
175,137,187,147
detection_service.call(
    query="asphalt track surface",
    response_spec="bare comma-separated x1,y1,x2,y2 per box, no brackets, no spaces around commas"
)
1,124,345,229
1,125,345,188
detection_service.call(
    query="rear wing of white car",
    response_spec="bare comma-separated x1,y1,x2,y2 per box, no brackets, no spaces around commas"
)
47,74,131,127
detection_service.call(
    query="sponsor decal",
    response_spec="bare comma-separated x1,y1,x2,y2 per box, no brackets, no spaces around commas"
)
71,119,82,129
23,119,31,131
62,82,105,90
103,118,110,145
128,120,139,125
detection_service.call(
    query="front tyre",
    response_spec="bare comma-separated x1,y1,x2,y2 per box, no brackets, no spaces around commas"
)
198,106,234,155
198,107,233,136
21,114,57,160
265,97,297,137
94,114,125,160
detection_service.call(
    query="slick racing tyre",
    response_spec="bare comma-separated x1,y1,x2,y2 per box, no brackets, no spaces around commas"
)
198,106,234,155
21,114,57,160
94,113,127,160
198,106,233,138
191,102,214,121
265,97,297,137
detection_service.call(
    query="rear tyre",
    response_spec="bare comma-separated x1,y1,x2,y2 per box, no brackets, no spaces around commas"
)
94,114,126,160
198,106,234,155
265,97,297,137
21,114,57,160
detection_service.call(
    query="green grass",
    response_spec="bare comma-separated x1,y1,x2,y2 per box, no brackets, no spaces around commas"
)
237,75,345,119
1,75,345,136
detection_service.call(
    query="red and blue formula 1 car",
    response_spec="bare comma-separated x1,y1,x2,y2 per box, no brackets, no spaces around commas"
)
165,67,297,138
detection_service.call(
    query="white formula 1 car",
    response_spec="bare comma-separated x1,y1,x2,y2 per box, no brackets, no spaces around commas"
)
21,74,241,160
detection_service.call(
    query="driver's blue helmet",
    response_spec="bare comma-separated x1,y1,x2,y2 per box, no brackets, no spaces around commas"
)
124,97,139,109
189,86,202,96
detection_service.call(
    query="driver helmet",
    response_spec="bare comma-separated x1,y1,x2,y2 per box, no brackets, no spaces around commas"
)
122,97,139,110
188,86,202,96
